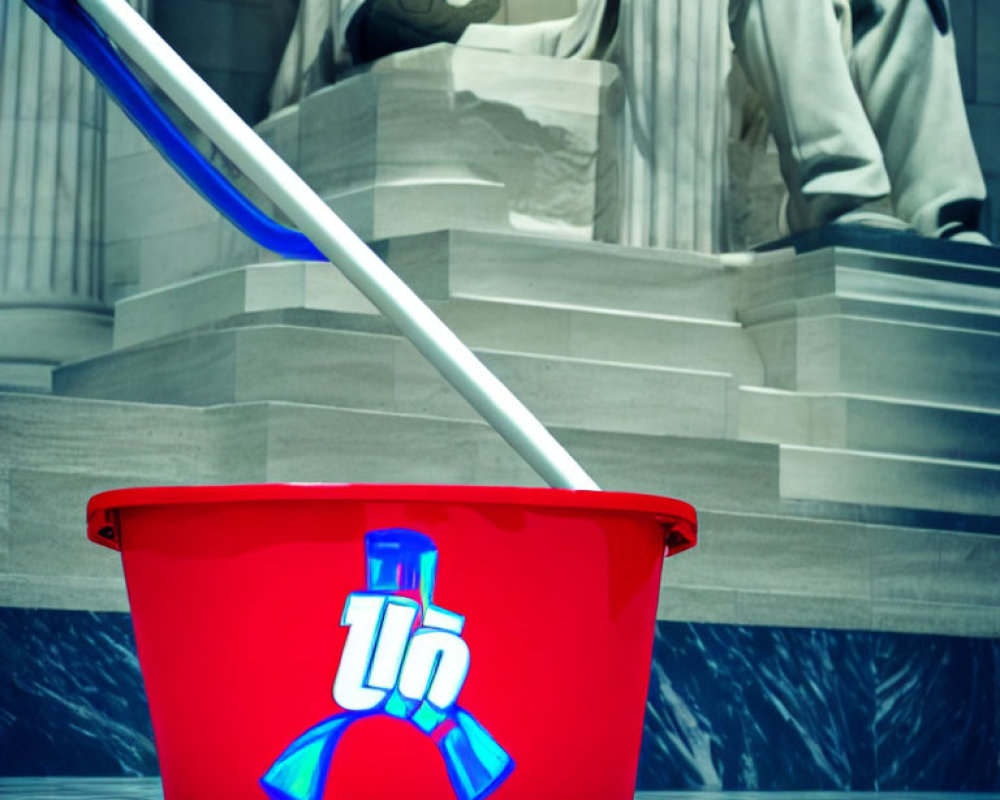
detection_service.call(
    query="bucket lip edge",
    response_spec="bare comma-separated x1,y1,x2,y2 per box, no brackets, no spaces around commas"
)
86,483,696,552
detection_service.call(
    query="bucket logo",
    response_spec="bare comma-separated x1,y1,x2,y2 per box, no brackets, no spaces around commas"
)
261,529,514,800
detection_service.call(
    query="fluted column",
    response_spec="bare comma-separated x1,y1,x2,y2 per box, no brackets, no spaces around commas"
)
614,0,731,253
0,0,113,389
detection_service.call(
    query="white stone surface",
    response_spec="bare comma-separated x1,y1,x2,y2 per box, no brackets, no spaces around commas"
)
293,44,623,243
57,323,739,439
739,387,1000,463
378,230,740,320
112,262,380,349
780,445,1000,517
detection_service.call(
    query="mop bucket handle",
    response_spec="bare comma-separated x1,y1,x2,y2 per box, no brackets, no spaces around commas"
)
25,0,599,491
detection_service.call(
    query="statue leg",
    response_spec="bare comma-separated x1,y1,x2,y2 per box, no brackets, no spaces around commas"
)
729,0,891,233
850,0,988,239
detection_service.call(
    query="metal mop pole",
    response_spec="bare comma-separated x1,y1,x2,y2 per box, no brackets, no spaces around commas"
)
71,0,599,491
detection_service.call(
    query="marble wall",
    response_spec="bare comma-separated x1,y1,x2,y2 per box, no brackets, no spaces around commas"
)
2,608,996,791
639,622,1000,792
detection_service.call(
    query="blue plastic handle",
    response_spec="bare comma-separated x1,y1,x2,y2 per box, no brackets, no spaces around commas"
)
24,0,326,261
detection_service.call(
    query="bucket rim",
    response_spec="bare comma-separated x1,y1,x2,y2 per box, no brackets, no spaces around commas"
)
87,483,697,556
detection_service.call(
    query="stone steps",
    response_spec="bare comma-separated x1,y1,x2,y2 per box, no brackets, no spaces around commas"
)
433,295,765,385
744,308,1000,407
376,229,739,320
779,444,1000,519
4,392,996,637
739,387,1000,463
55,325,739,439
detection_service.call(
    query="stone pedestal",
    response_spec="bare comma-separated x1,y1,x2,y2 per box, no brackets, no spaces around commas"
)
0,1,112,390
104,43,624,292
290,43,623,243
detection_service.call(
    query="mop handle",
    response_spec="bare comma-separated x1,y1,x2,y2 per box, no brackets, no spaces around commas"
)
64,0,600,491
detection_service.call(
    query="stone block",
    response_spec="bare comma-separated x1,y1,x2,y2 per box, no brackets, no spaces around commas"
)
740,249,1000,407
0,468,9,573
871,599,1000,638
810,316,1000,406
321,181,511,242
297,44,622,242
554,428,783,516
667,510,873,604
434,297,765,385
873,527,1000,609
6,469,137,580
0,307,112,366
740,247,1000,318
59,322,736,440
112,262,380,350
0,393,222,481
394,339,735,438
136,223,227,293
739,388,1000,463
735,591,873,631
379,230,738,320
780,445,1000,518
656,584,740,625
259,404,542,487
0,573,129,612
0,364,52,393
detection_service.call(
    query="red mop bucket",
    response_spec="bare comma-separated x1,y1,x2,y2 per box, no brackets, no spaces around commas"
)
88,484,696,800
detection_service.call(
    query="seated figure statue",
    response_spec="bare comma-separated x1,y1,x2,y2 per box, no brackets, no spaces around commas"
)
730,0,990,245
271,0,992,247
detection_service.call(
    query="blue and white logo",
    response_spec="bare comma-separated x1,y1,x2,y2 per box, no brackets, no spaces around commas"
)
261,529,514,800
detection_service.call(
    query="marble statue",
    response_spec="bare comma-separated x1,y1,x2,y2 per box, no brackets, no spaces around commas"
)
270,0,732,253
269,0,990,248
729,0,991,245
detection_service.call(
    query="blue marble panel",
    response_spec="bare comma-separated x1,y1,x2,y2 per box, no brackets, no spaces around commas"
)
2,608,997,792
637,622,1000,794
0,608,157,776
637,622,875,791
874,632,1000,791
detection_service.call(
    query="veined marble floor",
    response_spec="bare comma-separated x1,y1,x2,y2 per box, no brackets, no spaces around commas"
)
1,781,999,800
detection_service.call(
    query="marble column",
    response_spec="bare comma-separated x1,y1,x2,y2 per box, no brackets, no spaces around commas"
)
613,0,732,253
0,0,113,391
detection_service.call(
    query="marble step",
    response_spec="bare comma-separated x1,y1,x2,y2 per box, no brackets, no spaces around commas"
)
54,325,738,439
780,444,1000,520
374,229,739,320
6,404,998,638
740,245,1000,321
5,393,997,637
739,387,1000,463
745,310,1000,408
431,295,766,385
661,508,1000,638
109,262,763,386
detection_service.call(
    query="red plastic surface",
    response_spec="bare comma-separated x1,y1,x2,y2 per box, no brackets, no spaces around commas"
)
87,484,697,800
